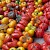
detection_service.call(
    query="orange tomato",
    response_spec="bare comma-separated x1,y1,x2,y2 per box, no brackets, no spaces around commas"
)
17,41,23,47
23,42,28,48
19,36,26,43
26,37,33,44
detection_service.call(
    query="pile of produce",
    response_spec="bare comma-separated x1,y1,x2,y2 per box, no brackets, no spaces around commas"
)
0,0,50,50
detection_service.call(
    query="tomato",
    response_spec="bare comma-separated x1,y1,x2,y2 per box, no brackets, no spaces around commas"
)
9,47,16,50
17,41,23,47
1,17,9,24
0,33,5,40
26,37,33,44
12,32,22,39
23,42,28,48
43,32,50,45
42,42,50,50
2,44,9,50
0,40,3,48
9,20,16,28
3,34,11,44
39,16,49,24
19,36,26,43
17,47,25,50
35,28,44,38
39,23,48,31
19,20,28,26
16,24,25,30
28,42,41,50
7,28,14,34
6,40,17,47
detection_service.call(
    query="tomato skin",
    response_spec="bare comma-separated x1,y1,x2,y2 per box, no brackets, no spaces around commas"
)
39,23,48,31
43,32,50,45
28,42,41,50
2,44,9,50
35,28,44,38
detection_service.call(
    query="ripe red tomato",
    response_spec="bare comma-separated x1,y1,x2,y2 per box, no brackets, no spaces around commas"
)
43,32,50,45
39,23,48,31
28,42,41,50
16,24,25,30
42,42,50,50
3,34,11,44
35,28,44,38
2,44,9,50
6,40,17,48
19,20,28,27
39,16,49,24
12,31,22,39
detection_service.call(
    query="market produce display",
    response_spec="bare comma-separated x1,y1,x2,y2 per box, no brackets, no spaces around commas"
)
0,0,50,50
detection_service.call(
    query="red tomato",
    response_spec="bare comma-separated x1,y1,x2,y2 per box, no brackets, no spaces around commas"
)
19,20,28,26
6,40,17,47
35,28,44,38
39,16,49,24
16,24,25,30
28,42,41,50
43,32,50,45
2,44,9,50
12,32,22,39
3,34,11,44
39,23,48,31
42,42,50,50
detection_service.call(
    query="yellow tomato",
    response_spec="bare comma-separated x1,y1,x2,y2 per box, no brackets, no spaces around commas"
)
9,20,16,28
1,17,9,24
21,2,26,7
17,47,25,50
28,30,34,36
3,6,7,11
0,40,3,48
20,0,25,2
5,0,11,3
7,28,14,34
25,27,30,32
9,47,16,50
0,33,5,40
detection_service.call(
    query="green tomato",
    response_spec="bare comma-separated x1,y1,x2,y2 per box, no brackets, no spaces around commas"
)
25,27,30,32
17,47,25,50
38,11,43,16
